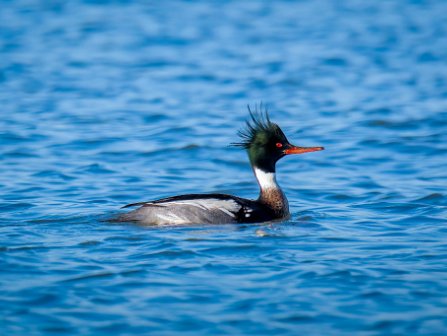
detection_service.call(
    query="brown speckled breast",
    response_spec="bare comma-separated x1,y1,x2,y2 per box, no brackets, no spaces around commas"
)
259,188,289,218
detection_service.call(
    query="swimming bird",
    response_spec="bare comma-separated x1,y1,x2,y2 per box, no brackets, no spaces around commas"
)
114,107,324,225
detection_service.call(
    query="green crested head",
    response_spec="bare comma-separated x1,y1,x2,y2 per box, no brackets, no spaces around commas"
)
232,105,324,173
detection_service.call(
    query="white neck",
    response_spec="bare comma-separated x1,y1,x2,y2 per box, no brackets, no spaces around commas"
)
253,167,279,191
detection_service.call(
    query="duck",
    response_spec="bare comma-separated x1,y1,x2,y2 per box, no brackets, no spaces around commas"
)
114,107,324,225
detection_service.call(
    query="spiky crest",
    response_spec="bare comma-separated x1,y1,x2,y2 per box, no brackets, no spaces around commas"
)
232,104,284,148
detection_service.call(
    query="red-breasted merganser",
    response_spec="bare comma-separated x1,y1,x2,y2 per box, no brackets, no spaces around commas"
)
115,108,324,225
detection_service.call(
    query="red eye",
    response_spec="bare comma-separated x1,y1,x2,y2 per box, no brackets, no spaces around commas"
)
276,143,283,148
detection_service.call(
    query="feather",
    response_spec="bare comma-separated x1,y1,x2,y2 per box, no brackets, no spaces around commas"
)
231,103,284,149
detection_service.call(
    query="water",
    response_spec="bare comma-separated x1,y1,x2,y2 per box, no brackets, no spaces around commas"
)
1,0,447,334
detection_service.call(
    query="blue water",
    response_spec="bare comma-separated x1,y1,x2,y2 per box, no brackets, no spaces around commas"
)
1,0,447,334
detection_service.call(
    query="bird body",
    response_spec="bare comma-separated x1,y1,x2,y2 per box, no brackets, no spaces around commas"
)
113,107,323,225
117,193,279,225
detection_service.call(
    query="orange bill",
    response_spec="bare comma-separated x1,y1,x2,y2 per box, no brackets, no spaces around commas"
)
284,146,324,155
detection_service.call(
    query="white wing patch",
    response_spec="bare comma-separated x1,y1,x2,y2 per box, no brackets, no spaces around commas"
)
241,207,253,218
156,213,190,225
133,198,245,225
155,198,241,218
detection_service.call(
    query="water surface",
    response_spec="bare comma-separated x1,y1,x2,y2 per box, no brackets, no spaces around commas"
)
1,0,447,335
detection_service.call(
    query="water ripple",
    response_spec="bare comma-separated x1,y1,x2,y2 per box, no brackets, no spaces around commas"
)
1,0,447,335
